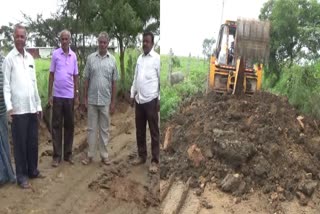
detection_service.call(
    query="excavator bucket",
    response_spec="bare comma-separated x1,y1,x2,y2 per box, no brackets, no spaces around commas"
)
232,19,270,95
235,19,271,63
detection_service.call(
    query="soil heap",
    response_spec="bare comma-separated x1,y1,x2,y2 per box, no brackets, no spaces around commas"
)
161,91,320,205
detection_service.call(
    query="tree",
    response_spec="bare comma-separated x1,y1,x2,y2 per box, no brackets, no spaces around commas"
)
202,38,215,60
23,13,75,48
0,24,14,53
259,0,320,85
94,0,160,93
22,0,160,94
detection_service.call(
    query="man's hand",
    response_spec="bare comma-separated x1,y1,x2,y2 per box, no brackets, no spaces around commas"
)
130,98,135,108
7,110,13,123
48,96,53,107
110,102,116,115
74,95,80,108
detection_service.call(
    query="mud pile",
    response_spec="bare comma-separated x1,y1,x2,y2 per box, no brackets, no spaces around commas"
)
161,91,320,205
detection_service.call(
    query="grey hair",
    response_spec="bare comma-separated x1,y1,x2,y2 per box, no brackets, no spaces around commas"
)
59,29,71,39
98,32,109,41
13,24,27,37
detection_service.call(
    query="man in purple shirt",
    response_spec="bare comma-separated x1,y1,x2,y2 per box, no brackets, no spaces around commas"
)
48,29,79,167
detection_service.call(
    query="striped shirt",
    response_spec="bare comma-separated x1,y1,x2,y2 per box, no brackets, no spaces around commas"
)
84,52,119,106
0,54,6,115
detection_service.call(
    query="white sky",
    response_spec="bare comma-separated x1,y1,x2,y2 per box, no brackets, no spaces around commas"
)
0,0,59,26
0,0,268,57
160,0,268,57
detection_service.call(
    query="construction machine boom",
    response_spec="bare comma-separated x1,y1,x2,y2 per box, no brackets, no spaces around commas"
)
207,19,270,95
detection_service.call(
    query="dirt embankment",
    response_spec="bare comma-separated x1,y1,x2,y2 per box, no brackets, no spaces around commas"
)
161,91,320,208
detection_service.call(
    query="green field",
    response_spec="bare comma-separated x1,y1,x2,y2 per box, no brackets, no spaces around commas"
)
160,55,209,121
35,59,50,106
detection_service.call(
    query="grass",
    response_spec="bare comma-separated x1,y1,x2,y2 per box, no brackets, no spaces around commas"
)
35,59,50,106
263,62,320,118
160,55,209,121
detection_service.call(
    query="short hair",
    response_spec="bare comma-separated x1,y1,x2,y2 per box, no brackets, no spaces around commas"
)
59,29,71,39
98,32,109,41
13,24,27,37
143,31,154,43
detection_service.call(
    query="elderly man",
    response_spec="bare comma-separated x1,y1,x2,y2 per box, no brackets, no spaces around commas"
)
3,24,44,188
48,29,79,167
130,32,160,173
0,51,16,186
82,32,118,165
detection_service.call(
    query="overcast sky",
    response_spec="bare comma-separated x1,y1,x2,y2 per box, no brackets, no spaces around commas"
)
0,0,59,26
0,0,268,57
160,0,268,56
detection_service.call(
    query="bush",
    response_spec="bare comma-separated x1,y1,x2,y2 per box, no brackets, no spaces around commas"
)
264,61,320,118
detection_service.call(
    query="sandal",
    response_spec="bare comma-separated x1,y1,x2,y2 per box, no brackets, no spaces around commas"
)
101,158,111,166
19,181,31,189
149,162,159,174
131,157,146,166
81,157,92,165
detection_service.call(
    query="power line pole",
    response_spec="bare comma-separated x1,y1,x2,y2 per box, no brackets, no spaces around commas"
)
220,0,225,25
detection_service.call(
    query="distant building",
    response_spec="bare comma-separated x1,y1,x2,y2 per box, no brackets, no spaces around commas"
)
26,47,54,59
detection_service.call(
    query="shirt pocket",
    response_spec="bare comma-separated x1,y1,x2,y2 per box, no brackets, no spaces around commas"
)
102,68,113,82
28,66,36,82
145,62,157,80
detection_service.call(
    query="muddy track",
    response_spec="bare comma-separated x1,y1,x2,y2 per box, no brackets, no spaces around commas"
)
0,108,160,214
160,178,320,214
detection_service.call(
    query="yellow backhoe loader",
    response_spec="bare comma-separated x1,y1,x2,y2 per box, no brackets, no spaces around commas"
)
207,19,270,95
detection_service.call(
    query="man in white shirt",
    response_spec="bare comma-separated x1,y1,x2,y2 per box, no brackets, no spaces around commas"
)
3,24,44,189
130,32,160,173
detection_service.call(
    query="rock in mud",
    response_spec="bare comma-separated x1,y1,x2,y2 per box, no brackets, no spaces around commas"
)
213,140,255,168
253,156,270,177
299,180,318,197
296,191,309,206
220,173,242,193
187,144,205,167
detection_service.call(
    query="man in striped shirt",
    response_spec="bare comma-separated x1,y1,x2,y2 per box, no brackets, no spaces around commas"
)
81,32,118,165
0,52,16,185
0,54,6,114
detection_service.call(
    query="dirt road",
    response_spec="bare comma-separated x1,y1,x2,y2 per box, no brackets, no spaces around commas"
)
0,105,160,214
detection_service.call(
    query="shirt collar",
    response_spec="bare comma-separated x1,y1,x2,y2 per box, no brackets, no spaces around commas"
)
95,51,110,58
143,49,155,57
13,47,28,58
59,47,72,56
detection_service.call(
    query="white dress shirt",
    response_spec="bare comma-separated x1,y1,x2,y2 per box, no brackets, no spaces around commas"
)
3,47,42,115
130,49,160,104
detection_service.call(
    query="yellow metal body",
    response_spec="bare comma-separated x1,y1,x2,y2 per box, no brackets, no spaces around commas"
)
207,20,265,94
208,56,263,94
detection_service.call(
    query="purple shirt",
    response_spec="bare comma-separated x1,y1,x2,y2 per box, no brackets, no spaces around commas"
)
50,48,78,98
